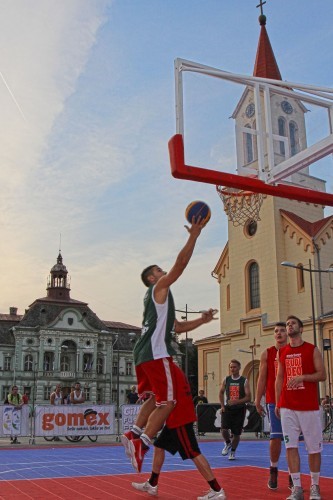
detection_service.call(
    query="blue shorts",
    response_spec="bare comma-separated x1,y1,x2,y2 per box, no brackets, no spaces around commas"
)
267,403,283,439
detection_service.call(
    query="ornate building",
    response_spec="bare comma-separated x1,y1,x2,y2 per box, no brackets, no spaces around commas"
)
196,13,333,403
0,253,140,404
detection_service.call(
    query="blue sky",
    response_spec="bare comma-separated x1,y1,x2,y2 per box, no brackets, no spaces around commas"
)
1,0,333,340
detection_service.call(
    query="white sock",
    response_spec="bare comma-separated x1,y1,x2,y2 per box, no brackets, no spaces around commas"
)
291,473,301,488
310,472,320,486
140,433,152,447
132,425,143,436
270,462,278,468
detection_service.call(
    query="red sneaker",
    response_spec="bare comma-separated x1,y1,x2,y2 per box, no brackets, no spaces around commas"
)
129,438,149,473
121,430,136,458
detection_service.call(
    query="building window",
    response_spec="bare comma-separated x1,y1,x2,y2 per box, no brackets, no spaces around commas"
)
96,388,103,404
2,386,10,401
60,355,70,371
112,389,117,402
4,356,11,371
226,284,230,310
112,361,118,376
126,362,132,376
84,387,90,401
244,124,253,164
246,261,260,311
289,121,299,156
43,352,53,371
24,354,33,372
44,386,51,401
83,354,93,372
297,263,305,292
278,117,286,156
97,357,104,375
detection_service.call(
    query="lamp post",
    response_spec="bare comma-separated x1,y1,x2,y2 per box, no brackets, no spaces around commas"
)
175,305,203,379
281,261,333,347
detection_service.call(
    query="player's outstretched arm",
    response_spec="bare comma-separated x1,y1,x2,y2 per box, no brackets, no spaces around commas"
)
174,309,218,334
154,218,205,303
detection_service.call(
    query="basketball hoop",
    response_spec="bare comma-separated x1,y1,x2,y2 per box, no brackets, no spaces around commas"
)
216,186,265,227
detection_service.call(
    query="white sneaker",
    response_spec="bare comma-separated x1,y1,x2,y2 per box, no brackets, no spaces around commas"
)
132,481,158,496
197,488,226,500
228,451,235,460
309,484,321,500
221,443,232,456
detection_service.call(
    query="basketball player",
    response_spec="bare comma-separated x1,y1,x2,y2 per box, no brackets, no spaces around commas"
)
131,364,226,499
255,322,288,490
121,216,218,473
219,359,251,460
275,315,326,500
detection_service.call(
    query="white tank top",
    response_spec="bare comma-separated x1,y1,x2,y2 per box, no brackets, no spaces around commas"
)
52,392,63,405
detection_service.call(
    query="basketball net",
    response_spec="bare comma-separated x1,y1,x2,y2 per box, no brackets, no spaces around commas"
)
216,186,265,227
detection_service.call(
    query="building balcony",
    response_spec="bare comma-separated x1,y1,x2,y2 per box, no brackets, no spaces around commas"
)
60,371,76,379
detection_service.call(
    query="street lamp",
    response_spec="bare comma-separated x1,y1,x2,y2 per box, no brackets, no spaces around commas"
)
281,260,333,347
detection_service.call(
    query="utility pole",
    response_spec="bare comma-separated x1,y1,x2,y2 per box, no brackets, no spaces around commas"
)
175,304,202,379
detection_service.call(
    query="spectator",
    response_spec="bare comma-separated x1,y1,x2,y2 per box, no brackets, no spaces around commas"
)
22,392,29,404
70,382,86,404
7,385,23,444
50,384,63,441
127,386,139,404
193,390,208,405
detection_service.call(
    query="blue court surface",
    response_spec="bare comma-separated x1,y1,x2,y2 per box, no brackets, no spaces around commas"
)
0,440,332,499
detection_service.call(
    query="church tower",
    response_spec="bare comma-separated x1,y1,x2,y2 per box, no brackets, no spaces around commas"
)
197,10,333,403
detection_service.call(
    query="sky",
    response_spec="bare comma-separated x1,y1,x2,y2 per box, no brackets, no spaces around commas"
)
1,0,333,342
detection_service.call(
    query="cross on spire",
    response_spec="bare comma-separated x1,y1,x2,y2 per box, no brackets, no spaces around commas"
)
256,0,266,16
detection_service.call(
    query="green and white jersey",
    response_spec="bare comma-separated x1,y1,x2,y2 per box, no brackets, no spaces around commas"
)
133,285,176,366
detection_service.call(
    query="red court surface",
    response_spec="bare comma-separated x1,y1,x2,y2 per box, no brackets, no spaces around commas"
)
0,467,332,499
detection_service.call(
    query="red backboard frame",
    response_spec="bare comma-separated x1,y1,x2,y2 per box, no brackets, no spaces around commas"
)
169,134,333,206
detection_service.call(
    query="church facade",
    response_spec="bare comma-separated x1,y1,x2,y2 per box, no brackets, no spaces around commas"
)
196,13,333,404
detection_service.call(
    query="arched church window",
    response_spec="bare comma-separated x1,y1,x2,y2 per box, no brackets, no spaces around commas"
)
226,284,230,310
24,355,33,372
246,261,260,310
296,263,305,292
278,117,286,156
289,121,299,156
244,124,253,164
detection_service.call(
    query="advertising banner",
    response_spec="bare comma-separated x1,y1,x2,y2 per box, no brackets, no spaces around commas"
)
197,404,262,433
34,405,116,437
121,404,141,432
0,405,30,437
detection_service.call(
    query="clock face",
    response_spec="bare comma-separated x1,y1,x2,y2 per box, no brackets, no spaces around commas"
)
281,100,293,114
245,103,255,118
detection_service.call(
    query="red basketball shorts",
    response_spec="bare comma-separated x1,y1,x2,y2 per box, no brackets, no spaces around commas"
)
135,357,177,406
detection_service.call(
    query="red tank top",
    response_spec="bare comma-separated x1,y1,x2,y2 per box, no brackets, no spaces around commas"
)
266,346,279,404
278,341,319,411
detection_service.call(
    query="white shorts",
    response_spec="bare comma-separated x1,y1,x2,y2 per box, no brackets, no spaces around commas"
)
280,408,323,454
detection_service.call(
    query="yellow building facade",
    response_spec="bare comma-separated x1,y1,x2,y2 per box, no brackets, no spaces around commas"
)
196,15,333,404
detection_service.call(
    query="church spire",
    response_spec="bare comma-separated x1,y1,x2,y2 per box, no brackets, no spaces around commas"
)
46,252,71,301
253,3,282,80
